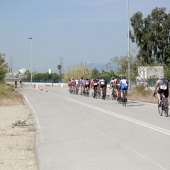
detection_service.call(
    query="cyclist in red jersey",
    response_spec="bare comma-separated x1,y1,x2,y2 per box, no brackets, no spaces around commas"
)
85,78,90,89
71,78,76,93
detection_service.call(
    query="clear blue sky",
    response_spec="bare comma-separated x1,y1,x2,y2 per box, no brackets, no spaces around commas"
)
1,0,170,73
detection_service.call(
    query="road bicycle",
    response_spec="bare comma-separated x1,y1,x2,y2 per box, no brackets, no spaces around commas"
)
94,88,101,99
101,87,106,100
75,85,79,94
121,90,127,106
154,92,168,117
111,88,117,100
69,86,74,94
83,87,90,96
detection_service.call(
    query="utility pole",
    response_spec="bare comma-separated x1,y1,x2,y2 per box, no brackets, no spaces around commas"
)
127,0,131,89
10,56,13,80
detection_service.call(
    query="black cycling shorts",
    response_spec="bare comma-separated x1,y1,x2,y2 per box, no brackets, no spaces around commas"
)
85,85,90,88
100,85,106,88
157,88,169,98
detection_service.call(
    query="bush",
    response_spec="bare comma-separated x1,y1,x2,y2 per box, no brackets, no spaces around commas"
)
0,83,23,106
131,85,151,96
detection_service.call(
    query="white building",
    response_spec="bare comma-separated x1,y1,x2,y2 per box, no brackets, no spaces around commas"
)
138,66,164,79
136,66,164,87
19,68,27,74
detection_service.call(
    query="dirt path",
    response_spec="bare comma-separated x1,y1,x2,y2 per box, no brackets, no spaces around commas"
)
0,104,38,170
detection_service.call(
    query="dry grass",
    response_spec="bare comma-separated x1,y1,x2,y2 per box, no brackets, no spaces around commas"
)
0,83,23,106
128,85,170,104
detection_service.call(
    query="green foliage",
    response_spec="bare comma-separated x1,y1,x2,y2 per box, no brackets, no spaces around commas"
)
0,83,14,98
130,7,170,65
0,89,6,97
33,73,59,79
102,70,115,79
108,56,138,81
57,65,61,70
91,68,101,78
0,53,8,83
164,65,170,81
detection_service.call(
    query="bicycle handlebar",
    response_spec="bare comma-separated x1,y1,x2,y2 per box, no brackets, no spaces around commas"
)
153,92,157,97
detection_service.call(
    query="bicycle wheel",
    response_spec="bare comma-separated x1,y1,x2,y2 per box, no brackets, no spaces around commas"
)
111,93,114,100
158,101,163,116
103,88,106,100
122,98,125,106
122,92,125,106
113,91,117,100
87,90,89,97
165,109,168,117
124,98,127,107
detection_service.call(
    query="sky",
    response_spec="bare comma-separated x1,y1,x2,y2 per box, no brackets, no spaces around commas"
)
1,0,170,73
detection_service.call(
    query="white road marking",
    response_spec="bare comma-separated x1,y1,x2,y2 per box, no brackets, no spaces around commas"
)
64,97,170,136
61,96,168,170
24,95,41,130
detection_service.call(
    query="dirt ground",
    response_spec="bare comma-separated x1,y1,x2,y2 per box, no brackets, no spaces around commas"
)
0,104,38,170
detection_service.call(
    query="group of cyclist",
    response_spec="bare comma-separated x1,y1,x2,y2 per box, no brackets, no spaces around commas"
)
14,80,22,88
68,76,129,100
68,75,169,110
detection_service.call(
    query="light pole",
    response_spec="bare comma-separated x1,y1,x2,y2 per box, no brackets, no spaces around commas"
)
29,37,32,85
127,0,131,89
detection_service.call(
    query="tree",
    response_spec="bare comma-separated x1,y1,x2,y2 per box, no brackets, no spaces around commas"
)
0,53,8,83
108,56,138,81
130,7,170,65
57,64,62,77
91,68,101,78
63,64,92,82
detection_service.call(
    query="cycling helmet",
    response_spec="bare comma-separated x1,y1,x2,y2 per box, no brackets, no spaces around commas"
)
159,75,164,79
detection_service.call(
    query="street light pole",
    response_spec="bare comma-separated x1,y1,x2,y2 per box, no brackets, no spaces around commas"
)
127,0,131,89
29,37,32,85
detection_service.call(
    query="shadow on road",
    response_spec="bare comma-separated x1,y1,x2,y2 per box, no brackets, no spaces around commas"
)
126,101,145,107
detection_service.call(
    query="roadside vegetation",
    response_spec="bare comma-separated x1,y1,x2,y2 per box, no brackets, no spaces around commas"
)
0,84,23,106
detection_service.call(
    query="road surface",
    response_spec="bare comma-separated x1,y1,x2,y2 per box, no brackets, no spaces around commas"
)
20,86,170,170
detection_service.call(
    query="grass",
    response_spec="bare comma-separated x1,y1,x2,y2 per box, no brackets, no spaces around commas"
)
128,85,170,104
0,83,23,106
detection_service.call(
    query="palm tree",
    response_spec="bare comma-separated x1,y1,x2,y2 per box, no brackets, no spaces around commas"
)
57,65,61,75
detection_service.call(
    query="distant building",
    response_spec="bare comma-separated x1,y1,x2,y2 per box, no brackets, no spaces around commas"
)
19,68,27,74
138,66,164,79
49,69,52,74
136,66,164,86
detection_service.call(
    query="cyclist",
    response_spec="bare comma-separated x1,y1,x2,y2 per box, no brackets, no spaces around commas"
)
91,78,98,97
110,77,120,99
119,76,128,100
110,77,115,88
68,79,72,91
75,78,79,94
84,78,90,94
19,80,22,88
99,77,107,99
153,75,169,108
82,78,86,94
71,78,76,93
79,77,83,95
14,80,17,88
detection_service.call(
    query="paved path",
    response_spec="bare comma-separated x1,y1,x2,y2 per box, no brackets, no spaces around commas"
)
20,86,170,170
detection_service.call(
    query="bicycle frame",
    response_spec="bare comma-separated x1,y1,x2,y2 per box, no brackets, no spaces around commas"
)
122,90,127,106
158,93,168,117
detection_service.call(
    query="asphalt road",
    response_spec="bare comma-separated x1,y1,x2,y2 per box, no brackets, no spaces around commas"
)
20,86,170,170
